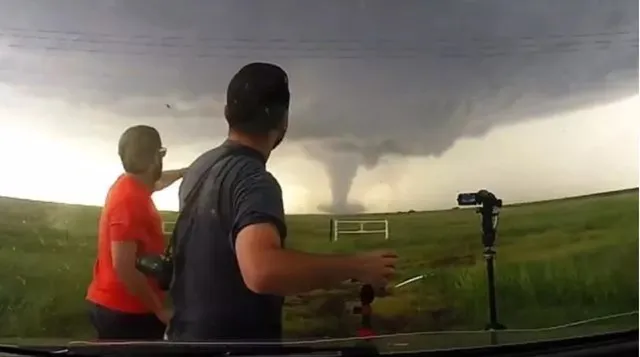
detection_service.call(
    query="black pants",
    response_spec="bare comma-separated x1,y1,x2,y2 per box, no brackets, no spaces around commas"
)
88,302,166,341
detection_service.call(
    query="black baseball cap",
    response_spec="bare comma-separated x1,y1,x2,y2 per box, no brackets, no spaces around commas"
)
225,62,290,132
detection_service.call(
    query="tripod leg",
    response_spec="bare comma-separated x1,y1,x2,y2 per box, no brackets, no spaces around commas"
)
484,249,506,345
487,253,498,327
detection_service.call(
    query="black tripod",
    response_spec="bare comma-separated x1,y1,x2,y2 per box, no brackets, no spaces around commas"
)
353,284,376,338
458,190,506,344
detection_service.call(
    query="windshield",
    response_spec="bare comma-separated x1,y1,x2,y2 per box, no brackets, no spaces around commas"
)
0,0,637,354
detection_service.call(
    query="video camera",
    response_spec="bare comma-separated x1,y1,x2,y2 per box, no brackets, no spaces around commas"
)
457,190,502,248
457,189,502,207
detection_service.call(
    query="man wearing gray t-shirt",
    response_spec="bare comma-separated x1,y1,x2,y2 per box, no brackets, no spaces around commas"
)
168,62,398,341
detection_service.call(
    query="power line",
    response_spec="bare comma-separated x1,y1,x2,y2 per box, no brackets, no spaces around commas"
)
0,27,637,60
1,26,636,45
0,26,635,87
2,36,636,61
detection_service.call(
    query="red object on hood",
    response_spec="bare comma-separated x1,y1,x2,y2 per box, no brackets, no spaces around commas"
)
357,328,376,338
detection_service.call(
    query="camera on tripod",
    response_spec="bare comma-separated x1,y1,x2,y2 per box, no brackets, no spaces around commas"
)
456,189,506,335
457,189,503,208
457,190,502,248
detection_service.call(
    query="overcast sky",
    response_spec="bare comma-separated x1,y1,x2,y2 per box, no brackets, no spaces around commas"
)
0,0,637,214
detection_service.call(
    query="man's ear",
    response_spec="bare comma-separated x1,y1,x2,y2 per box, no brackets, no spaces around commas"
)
224,105,229,119
282,110,289,130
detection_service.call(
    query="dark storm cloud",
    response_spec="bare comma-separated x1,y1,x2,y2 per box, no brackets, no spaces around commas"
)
0,0,637,212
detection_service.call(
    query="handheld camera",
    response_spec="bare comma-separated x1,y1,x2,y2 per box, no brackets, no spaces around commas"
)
136,254,173,291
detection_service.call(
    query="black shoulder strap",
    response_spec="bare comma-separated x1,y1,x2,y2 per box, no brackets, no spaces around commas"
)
163,147,239,258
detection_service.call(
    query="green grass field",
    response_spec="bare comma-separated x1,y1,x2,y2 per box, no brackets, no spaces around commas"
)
0,188,637,342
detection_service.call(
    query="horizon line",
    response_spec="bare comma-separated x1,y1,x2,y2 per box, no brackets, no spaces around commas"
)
0,187,637,216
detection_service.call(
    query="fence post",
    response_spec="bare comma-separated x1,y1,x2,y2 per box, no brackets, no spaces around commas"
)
329,218,334,242
384,220,389,240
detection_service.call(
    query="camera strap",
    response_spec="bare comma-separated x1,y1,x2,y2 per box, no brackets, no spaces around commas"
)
163,144,261,258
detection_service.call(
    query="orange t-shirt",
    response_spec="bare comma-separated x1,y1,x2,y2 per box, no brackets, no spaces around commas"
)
86,174,166,314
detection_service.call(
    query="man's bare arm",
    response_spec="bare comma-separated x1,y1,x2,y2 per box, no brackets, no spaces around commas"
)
232,165,396,295
111,241,165,314
235,223,392,296
154,168,187,192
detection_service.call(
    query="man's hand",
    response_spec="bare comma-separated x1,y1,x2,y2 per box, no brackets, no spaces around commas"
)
111,241,166,316
155,307,173,325
353,250,398,289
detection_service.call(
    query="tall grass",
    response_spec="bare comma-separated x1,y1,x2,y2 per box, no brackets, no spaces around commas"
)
0,190,637,339
439,245,638,329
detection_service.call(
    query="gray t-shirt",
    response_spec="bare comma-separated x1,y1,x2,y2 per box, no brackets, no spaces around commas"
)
168,140,287,341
